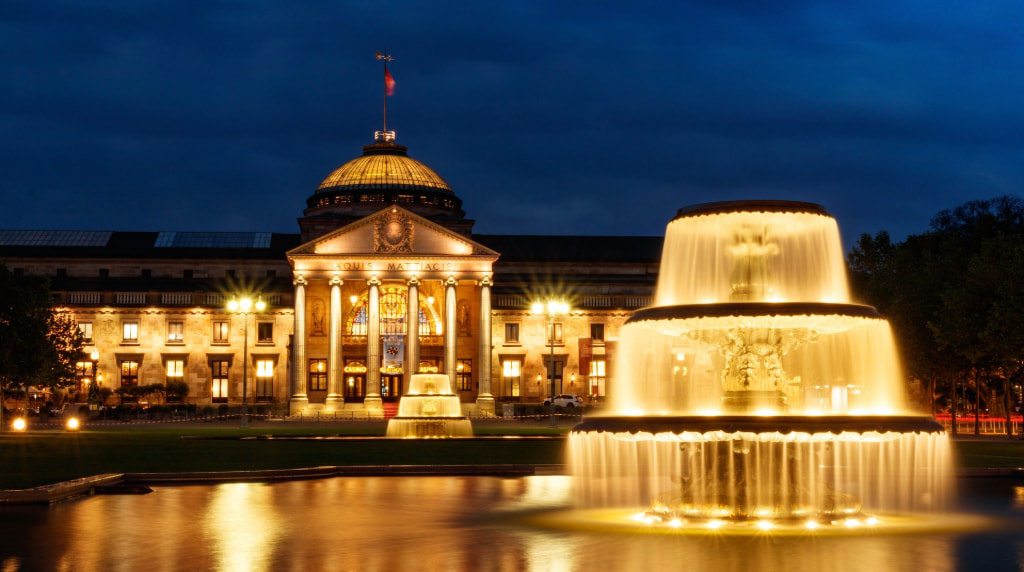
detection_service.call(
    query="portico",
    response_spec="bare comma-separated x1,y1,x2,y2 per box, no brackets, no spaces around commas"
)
287,205,499,415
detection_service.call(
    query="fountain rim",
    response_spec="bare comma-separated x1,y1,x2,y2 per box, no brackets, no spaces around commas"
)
673,200,832,221
626,302,883,325
571,415,945,435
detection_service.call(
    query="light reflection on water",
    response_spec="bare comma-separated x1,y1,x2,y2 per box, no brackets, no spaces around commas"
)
0,476,1021,572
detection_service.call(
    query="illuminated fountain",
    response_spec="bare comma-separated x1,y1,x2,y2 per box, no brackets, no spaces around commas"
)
386,373,473,438
570,200,954,525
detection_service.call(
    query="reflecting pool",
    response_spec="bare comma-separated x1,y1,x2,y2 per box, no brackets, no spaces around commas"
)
0,476,1022,572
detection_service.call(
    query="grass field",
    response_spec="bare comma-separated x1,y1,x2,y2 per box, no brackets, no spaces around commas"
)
0,423,1020,490
0,423,566,490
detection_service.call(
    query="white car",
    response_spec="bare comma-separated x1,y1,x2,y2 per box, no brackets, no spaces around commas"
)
543,394,584,408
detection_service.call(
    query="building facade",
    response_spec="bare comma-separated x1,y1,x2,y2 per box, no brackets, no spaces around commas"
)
0,134,661,415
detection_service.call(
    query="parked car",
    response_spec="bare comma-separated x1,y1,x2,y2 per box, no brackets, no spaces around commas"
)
543,394,584,408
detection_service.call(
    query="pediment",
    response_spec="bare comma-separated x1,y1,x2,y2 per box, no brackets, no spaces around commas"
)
287,206,498,259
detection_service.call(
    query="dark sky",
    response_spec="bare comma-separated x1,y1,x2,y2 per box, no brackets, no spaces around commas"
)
3,1,1023,248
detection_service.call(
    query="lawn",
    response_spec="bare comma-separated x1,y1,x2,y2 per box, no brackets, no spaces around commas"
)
0,424,567,490
0,425,1021,491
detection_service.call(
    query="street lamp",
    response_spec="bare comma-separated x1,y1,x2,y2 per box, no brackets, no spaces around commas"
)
532,299,569,427
227,296,266,428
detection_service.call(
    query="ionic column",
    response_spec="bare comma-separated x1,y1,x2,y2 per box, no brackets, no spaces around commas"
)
444,276,458,390
406,277,420,384
476,276,495,415
325,275,344,409
289,275,309,412
364,277,383,411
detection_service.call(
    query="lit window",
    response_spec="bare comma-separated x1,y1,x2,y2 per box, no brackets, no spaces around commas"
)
167,321,184,343
456,359,472,391
166,359,184,379
309,359,327,391
257,322,274,343
502,359,522,399
78,321,93,343
213,320,229,343
120,360,139,387
546,323,564,345
123,320,139,342
589,360,607,398
504,323,520,344
211,360,229,402
255,359,274,401
257,360,274,377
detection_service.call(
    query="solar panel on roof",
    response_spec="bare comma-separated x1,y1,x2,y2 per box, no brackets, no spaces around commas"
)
0,230,113,247
154,232,273,249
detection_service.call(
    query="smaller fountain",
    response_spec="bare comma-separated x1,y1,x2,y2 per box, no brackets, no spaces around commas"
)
386,373,473,438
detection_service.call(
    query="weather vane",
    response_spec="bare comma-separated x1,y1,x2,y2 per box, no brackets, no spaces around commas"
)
375,50,396,141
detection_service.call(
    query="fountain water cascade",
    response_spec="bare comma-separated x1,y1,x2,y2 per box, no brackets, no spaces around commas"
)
386,373,473,438
570,201,954,524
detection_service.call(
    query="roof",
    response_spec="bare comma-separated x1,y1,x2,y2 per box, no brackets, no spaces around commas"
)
474,234,663,264
0,230,663,265
0,231,301,260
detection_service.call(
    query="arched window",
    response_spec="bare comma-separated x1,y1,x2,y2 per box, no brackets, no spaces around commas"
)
346,286,438,337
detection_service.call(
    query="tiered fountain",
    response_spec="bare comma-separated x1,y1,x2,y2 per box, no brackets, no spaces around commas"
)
386,373,473,438
570,200,954,525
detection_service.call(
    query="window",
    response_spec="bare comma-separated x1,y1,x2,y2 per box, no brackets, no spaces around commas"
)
78,321,93,343
456,359,472,391
504,323,520,344
344,360,366,399
122,320,139,343
309,359,327,391
257,322,274,343
590,323,605,343
211,360,229,402
502,359,522,399
75,360,94,399
545,323,564,345
120,360,139,387
255,360,274,401
213,321,229,344
544,357,565,394
166,359,184,380
167,321,184,343
589,360,607,398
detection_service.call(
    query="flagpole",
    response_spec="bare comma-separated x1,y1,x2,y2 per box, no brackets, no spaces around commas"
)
376,50,393,138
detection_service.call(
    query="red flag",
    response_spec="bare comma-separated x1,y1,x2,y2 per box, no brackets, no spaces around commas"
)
385,68,396,96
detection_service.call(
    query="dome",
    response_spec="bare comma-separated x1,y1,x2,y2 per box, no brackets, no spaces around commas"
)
299,136,475,242
315,141,453,194
305,141,464,221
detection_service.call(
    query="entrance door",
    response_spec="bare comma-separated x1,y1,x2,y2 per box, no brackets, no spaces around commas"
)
381,375,403,402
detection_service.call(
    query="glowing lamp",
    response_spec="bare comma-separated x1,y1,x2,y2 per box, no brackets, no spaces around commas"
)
66,417,80,432
12,417,27,432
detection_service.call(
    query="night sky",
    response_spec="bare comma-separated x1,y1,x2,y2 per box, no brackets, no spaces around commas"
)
3,1,1023,249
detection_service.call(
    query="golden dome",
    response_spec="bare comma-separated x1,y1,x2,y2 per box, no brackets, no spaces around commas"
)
316,142,452,194
305,140,464,222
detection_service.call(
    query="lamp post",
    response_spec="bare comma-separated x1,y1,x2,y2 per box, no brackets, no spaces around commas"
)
227,296,265,428
532,299,569,427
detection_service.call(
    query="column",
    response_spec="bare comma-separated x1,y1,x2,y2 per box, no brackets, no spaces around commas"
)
364,277,383,411
444,276,458,391
325,275,344,409
406,277,420,383
476,276,495,415
289,275,309,412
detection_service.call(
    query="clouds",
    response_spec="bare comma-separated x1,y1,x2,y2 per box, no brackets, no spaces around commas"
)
1,0,1023,247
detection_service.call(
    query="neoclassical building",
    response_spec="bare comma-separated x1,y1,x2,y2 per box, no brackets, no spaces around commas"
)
0,133,661,416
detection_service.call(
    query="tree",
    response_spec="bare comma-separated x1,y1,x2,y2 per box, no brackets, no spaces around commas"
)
848,196,1024,434
0,263,84,401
